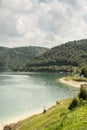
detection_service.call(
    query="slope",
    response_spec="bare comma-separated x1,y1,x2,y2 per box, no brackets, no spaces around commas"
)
0,46,48,71
26,39,87,71
6,98,87,130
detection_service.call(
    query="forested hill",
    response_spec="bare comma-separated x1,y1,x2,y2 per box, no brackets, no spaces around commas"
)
25,39,87,72
0,46,48,71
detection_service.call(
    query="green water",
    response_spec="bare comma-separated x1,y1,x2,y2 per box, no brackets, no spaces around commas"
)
0,72,78,124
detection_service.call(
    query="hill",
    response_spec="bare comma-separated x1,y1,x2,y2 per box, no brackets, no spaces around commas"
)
4,98,87,130
25,39,87,72
0,46,48,71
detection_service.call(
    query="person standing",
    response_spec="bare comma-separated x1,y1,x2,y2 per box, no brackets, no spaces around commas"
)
43,106,46,114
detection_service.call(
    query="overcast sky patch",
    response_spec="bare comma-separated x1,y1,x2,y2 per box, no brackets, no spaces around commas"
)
0,0,87,48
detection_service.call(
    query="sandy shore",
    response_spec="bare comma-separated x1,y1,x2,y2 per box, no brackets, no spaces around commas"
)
0,110,42,130
59,77,87,88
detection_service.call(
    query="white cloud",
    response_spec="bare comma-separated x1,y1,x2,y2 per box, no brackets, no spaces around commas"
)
0,0,87,48
1,0,34,13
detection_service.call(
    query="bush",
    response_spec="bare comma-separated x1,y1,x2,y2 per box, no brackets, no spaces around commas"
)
68,84,87,110
81,67,87,78
3,125,11,130
68,97,79,110
78,84,87,100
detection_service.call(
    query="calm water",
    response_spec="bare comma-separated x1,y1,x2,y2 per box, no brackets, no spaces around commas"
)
0,72,78,124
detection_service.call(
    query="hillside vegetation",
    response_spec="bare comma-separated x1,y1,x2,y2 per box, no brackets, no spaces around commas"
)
0,46,48,71
25,39,87,72
5,97,87,130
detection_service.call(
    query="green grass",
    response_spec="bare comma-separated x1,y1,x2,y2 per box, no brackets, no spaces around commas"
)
12,98,87,130
66,75,87,82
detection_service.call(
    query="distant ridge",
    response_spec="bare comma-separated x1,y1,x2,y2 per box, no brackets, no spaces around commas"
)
0,46,48,71
25,39,87,72
0,46,8,51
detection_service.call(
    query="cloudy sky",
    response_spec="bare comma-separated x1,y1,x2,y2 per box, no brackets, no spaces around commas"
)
0,0,87,48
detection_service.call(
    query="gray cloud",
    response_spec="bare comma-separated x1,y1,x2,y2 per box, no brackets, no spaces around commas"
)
0,0,87,48
39,0,53,3
83,15,87,23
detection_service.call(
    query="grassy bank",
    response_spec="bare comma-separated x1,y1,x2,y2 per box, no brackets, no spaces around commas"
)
7,98,87,130
66,74,87,82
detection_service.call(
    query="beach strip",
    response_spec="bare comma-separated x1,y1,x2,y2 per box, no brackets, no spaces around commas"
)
0,109,42,130
59,77,87,88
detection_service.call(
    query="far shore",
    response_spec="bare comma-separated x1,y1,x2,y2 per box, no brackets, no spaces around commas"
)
59,77,87,88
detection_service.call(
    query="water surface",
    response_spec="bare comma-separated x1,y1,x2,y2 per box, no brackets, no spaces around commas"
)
0,72,78,124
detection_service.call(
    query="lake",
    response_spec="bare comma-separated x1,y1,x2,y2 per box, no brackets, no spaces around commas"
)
0,72,78,125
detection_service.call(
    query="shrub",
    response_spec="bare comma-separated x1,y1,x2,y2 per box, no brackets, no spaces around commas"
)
78,84,87,100
68,97,79,110
3,125,11,130
81,67,87,78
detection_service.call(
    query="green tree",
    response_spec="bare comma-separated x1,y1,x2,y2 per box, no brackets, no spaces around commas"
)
81,66,87,78
68,97,79,110
78,84,87,100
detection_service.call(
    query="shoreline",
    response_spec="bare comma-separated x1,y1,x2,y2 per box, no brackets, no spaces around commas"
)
1,76,87,130
1,98,68,130
59,77,87,88
0,109,42,130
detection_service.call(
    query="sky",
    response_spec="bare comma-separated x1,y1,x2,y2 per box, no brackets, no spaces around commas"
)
0,0,87,48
